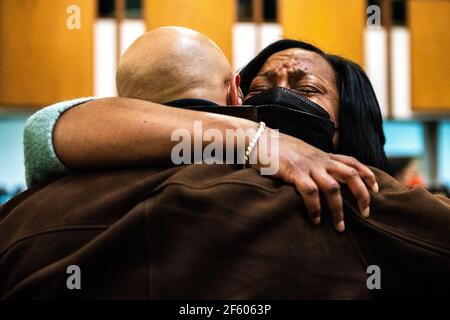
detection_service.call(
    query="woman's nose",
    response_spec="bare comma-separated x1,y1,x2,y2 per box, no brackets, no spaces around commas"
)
273,77,290,89
271,69,290,89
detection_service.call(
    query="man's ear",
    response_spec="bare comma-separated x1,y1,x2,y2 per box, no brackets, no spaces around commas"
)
228,74,243,106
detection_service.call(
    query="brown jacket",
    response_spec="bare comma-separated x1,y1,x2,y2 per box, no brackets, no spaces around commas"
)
0,164,449,299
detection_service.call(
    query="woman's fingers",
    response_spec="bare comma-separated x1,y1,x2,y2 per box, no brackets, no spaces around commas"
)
274,134,378,232
330,154,378,193
327,160,371,218
311,170,345,232
292,174,322,225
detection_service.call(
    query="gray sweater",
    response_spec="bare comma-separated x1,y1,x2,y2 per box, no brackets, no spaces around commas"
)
23,97,95,187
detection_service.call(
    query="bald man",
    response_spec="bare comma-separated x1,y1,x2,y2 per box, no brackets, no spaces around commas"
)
116,27,242,106
24,26,246,187
24,27,378,231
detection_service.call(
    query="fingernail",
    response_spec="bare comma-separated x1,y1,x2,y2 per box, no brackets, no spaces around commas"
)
373,182,379,193
362,206,370,218
313,217,321,225
336,221,345,232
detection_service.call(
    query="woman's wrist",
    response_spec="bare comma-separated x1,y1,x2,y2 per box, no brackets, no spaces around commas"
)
211,113,255,153
249,127,279,172
184,112,279,170
243,122,266,168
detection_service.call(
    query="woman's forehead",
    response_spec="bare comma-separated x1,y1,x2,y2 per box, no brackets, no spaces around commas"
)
259,48,336,82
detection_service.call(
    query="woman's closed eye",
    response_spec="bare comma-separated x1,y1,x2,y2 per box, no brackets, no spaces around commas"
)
250,85,270,92
247,85,271,97
294,85,322,95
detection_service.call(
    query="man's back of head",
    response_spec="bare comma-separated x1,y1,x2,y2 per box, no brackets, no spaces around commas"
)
116,26,238,105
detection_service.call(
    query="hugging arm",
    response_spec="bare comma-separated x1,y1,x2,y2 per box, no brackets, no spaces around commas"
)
25,97,377,231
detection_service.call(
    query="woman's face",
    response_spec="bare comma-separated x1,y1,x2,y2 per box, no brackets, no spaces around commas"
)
246,48,340,127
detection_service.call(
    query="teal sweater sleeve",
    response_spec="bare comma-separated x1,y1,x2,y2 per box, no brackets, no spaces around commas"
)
23,97,96,187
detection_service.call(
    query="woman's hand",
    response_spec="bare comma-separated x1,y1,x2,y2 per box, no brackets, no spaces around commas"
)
253,129,378,232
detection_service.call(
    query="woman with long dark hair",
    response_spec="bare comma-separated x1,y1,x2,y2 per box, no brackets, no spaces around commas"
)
239,39,386,170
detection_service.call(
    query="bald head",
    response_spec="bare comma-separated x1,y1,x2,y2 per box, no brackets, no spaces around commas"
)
116,27,234,105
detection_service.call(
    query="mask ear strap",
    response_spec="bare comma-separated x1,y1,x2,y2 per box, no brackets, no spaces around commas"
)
238,87,244,101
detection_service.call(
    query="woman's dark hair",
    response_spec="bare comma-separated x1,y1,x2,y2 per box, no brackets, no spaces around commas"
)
239,39,387,170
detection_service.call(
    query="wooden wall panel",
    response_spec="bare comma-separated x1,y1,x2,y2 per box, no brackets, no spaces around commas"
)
409,0,450,111
0,0,94,107
279,0,365,66
143,0,235,64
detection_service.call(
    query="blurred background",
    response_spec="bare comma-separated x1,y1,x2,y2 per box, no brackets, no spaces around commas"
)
0,0,449,203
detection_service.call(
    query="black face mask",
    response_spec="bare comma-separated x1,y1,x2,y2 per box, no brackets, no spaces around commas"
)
243,87,336,152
